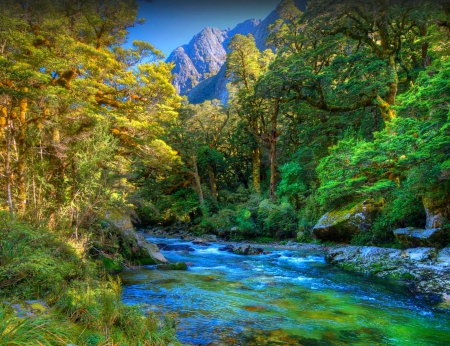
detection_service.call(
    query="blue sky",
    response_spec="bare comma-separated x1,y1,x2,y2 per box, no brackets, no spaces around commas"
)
126,0,281,57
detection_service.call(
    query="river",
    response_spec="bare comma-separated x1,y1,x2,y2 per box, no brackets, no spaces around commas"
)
120,236,450,345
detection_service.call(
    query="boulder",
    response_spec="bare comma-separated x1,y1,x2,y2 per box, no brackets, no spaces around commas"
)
423,196,450,229
218,245,235,252
192,239,211,246
233,244,264,255
394,227,449,248
104,209,134,232
437,247,450,264
313,200,382,242
103,209,168,265
403,247,438,262
325,244,450,305
202,234,218,242
132,232,169,264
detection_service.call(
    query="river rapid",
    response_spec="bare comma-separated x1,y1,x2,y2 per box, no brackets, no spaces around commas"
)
120,236,450,345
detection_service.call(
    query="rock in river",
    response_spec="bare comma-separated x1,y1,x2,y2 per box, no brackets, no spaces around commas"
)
233,244,264,255
394,227,449,248
219,244,235,252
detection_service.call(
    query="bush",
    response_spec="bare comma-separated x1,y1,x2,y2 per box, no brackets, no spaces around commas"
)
257,199,298,239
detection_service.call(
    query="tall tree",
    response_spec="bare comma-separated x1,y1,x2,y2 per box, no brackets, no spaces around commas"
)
226,34,274,194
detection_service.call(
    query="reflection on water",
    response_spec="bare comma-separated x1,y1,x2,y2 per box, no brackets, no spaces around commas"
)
120,237,450,345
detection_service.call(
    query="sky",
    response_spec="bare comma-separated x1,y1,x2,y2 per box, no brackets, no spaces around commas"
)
126,0,282,58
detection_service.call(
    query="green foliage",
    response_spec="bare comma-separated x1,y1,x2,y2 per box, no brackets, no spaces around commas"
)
277,162,308,205
0,213,180,345
56,278,180,345
0,212,87,300
257,199,298,239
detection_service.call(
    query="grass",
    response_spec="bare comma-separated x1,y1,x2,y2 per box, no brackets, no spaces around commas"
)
0,211,181,345
0,305,71,345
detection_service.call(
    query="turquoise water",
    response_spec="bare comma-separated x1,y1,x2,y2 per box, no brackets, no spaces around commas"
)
120,237,450,345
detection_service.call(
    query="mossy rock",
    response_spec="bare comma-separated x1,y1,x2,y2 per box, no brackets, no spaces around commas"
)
423,196,450,229
133,257,157,266
313,200,383,243
103,209,134,232
394,227,449,248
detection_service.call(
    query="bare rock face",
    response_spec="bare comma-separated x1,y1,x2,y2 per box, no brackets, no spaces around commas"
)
166,15,272,103
313,200,382,243
423,196,450,229
166,1,309,104
168,46,201,94
167,27,230,95
103,209,168,265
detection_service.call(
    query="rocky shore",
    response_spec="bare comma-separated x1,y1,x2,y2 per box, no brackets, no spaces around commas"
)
325,245,450,308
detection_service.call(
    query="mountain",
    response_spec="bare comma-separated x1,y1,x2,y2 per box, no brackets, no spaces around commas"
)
166,20,260,96
166,0,306,104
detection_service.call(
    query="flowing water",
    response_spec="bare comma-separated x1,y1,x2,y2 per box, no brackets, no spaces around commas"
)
120,236,450,345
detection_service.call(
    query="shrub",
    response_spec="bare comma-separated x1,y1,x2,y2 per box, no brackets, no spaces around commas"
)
257,199,298,239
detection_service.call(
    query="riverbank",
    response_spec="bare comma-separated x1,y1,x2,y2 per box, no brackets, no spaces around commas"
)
143,227,450,309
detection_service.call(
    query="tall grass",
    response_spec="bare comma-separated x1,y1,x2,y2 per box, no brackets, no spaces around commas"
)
0,305,71,345
0,212,181,345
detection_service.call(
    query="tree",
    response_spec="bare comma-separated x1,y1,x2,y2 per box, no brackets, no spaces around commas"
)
226,34,274,194
0,0,181,232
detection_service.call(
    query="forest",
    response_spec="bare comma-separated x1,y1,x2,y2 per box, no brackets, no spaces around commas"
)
0,0,449,344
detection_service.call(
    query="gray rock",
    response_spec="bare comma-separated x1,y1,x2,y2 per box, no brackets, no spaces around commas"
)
160,244,195,252
192,239,211,246
201,234,218,242
233,244,264,255
423,196,450,229
394,227,448,248
403,247,438,261
325,244,450,305
219,245,234,252
132,232,169,264
437,247,450,263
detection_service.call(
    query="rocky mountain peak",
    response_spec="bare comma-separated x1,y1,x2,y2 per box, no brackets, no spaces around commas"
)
167,0,306,103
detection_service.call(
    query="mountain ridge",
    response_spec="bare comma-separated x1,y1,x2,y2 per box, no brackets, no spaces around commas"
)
167,0,307,104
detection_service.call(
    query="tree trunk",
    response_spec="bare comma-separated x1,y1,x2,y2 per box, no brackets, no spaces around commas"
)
209,170,217,201
17,94,28,215
377,56,398,124
251,147,261,194
269,100,280,201
5,109,14,215
192,155,204,205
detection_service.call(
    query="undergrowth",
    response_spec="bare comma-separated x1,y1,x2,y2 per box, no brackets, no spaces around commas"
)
0,211,180,345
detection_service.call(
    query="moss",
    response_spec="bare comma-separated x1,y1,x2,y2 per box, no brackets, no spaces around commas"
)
29,302,47,313
400,272,415,280
133,257,157,266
